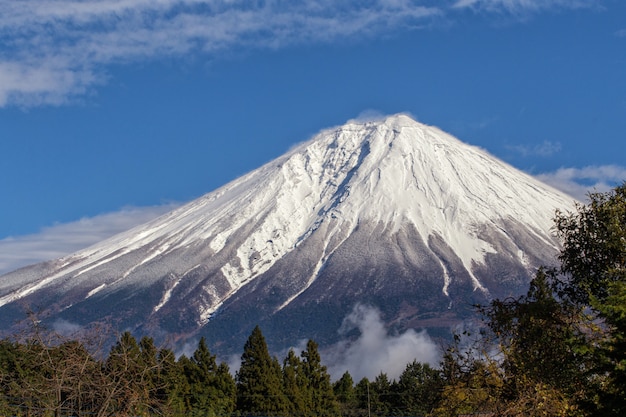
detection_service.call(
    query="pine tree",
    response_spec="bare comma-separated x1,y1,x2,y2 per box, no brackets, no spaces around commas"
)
283,349,306,414
370,372,392,416
236,325,287,415
155,347,188,415
395,360,443,416
182,337,236,416
333,371,357,415
300,339,339,417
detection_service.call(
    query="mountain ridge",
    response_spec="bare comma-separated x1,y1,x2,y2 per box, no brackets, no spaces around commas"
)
0,114,576,353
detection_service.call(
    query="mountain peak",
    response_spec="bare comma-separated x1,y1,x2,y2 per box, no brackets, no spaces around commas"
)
0,115,576,354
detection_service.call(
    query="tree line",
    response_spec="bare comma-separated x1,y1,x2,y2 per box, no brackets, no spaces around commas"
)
1,184,625,417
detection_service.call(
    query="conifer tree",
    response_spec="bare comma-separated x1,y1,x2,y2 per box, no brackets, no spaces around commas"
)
183,337,236,416
394,360,443,416
236,325,287,415
283,348,306,414
333,371,357,415
155,347,188,415
300,339,339,417
370,372,392,416
103,331,156,416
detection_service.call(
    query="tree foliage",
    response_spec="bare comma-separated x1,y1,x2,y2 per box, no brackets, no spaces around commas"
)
554,184,626,416
236,325,288,415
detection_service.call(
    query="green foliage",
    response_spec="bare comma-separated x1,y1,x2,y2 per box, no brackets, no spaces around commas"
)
434,337,503,417
482,269,587,393
236,325,288,415
395,360,443,416
283,348,306,414
555,183,626,416
3,184,622,416
333,371,357,415
181,337,236,416
433,184,626,417
474,270,587,416
300,339,339,417
555,184,626,305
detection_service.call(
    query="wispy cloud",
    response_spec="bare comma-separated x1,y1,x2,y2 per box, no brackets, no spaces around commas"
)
508,140,562,157
536,164,626,201
452,0,596,14
1,0,601,107
0,204,177,275
0,0,440,107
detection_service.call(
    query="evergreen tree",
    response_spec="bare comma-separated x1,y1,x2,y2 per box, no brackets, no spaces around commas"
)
300,339,339,417
395,360,443,416
283,348,306,415
155,347,188,416
333,371,357,415
355,377,372,416
214,361,237,416
370,372,392,416
236,325,287,415
182,337,236,416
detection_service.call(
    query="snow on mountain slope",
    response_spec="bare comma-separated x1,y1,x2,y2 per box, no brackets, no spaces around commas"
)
0,114,576,348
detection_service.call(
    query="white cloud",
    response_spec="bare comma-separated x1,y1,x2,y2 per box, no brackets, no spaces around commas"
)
0,0,440,107
0,204,178,276
0,0,605,107
452,0,596,14
536,164,626,201
323,304,440,381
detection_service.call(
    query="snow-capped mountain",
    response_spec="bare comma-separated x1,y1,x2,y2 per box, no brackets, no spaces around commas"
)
0,114,575,352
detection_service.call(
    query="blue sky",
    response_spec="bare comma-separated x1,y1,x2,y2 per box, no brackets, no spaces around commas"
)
1,0,625,274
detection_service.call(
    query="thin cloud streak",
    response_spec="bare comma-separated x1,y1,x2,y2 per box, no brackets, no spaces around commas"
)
453,0,596,14
0,204,177,276
507,140,562,157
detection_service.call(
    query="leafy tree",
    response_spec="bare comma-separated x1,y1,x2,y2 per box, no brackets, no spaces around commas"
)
555,184,626,305
433,333,503,417
478,270,586,416
554,184,626,416
236,325,288,415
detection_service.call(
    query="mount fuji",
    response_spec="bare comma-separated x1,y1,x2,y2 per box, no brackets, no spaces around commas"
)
0,114,576,353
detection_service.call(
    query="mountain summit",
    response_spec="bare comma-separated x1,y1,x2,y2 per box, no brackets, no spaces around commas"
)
0,114,575,351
